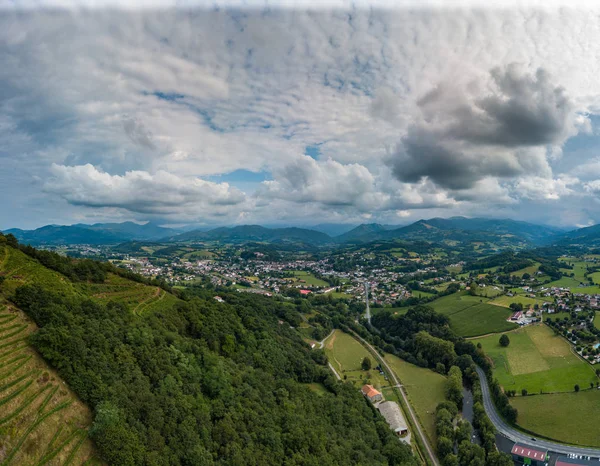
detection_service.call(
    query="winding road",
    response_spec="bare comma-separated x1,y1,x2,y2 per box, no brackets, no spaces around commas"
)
475,366,600,458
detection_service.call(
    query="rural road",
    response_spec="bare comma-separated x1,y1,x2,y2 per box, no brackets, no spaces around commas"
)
318,329,335,349
475,366,600,458
350,331,440,466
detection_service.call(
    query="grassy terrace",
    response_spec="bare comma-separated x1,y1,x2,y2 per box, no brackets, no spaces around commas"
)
473,324,597,394
429,292,517,337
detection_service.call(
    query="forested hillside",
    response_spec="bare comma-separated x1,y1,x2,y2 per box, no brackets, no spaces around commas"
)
0,234,416,466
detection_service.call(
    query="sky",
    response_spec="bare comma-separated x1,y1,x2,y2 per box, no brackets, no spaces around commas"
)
3,1,600,229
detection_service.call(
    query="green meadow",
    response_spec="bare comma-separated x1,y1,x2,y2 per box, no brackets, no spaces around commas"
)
473,325,597,394
429,292,517,337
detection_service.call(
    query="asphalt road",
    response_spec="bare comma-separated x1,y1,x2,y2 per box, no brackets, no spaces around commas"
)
350,331,440,466
475,366,600,458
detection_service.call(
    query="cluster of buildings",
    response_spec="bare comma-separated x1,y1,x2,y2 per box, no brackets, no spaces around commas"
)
361,384,409,442
110,251,455,304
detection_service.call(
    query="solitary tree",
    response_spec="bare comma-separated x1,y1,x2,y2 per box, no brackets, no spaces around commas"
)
575,384,580,392
499,334,510,347
521,389,528,397
361,357,372,371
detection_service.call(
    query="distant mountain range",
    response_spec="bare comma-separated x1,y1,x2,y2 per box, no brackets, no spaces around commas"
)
4,222,180,245
3,217,596,248
337,217,566,246
164,225,332,244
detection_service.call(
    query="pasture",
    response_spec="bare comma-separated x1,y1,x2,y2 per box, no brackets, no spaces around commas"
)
0,303,99,464
595,312,600,330
286,271,329,287
511,390,600,447
511,263,540,277
323,330,387,389
429,292,517,337
490,294,550,309
547,276,600,294
472,325,597,394
384,354,446,444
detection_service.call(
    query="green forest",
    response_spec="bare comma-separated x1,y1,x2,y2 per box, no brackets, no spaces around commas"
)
2,233,416,465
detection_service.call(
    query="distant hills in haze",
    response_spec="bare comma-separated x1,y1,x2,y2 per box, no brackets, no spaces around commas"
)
4,222,180,245
4,216,600,248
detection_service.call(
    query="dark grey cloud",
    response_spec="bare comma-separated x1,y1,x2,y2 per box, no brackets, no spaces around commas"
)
123,116,156,150
390,65,587,190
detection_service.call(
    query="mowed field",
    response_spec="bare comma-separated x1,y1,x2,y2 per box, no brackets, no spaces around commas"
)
473,325,597,394
323,330,387,389
511,390,600,447
490,294,550,309
384,354,446,444
0,303,100,464
286,271,329,287
429,292,517,337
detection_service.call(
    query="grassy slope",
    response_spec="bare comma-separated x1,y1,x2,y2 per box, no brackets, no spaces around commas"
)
473,325,597,394
429,292,517,337
511,390,600,447
383,354,446,445
323,330,387,390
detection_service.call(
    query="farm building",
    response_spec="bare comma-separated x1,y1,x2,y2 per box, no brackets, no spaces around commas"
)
511,311,523,321
511,443,548,466
375,401,408,437
361,384,383,403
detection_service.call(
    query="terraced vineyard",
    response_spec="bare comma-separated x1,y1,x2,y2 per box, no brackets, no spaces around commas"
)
0,303,100,465
77,273,179,316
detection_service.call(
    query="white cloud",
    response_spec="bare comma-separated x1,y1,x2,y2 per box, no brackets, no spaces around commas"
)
44,164,247,219
3,7,600,227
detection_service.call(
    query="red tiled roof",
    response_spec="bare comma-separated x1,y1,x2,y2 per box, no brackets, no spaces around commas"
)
361,384,381,399
511,443,547,461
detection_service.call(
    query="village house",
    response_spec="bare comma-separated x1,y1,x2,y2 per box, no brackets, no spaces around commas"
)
361,384,383,403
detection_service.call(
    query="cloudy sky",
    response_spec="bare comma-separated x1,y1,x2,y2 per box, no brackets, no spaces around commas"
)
3,1,600,229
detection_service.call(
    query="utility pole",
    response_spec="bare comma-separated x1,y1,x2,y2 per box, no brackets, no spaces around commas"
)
364,281,371,324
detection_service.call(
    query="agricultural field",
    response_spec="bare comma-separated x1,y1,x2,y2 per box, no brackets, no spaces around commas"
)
476,286,504,298
410,290,435,299
490,294,550,309
511,390,600,447
547,276,600,294
0,246,76,297
0,303,100,464
511,263,540,277
383,354,446,444
473,325,597,394
323,330,387,389
429,292,517,337
285,271,329,287
595,312,600,330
